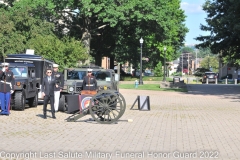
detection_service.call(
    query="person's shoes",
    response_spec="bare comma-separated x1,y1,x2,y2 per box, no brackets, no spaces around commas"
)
52,116,56,119
0,113,9,116
43,115,47,119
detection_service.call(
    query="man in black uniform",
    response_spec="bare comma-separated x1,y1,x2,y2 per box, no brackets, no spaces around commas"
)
42,69,57,119
0,63,15,116
52,64,64,112
82,68,97,90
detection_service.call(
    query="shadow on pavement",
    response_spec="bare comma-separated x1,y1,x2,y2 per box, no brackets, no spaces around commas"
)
185,84,240,102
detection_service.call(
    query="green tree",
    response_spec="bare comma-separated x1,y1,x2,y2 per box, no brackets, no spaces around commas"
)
1,0,188,69
200,56,219,73
0,9,26,60
180,47,194,54
0,2,88,68
195,0,240,64
154,62,163,77
52,0,188,67
26,35,88,70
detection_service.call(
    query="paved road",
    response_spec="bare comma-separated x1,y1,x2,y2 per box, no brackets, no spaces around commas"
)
187,84,240,99
0,85,240,160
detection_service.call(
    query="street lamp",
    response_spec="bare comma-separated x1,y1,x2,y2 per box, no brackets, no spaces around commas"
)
139,37,144,85
163,46,167,81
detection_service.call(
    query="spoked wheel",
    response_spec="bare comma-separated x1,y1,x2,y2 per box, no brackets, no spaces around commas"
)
89,90,126,124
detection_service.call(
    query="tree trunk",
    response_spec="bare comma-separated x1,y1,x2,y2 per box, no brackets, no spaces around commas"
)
109,56,115,69
81,30,91,54
94,53,102,67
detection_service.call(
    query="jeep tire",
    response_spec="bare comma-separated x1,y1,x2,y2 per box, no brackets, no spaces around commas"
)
28,89,38,107
59,94,66,112
14,90,26,111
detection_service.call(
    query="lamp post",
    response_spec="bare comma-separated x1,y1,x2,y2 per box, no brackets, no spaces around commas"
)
163,46,167,81
139,37,144,85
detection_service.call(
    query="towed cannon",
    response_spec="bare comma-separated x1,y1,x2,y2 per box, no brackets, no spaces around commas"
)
66,90,126,124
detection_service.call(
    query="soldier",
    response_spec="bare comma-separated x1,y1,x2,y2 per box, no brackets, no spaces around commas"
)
82,68,97,90
52,64,64,112
0,63,15,116
0,67,4,112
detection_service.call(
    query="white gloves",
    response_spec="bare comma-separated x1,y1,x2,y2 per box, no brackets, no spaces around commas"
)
10,90,14,94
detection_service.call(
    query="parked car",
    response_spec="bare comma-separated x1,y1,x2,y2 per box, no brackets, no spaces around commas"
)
202,72,217,84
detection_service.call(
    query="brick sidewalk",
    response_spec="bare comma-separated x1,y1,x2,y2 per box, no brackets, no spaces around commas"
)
0,88,239,160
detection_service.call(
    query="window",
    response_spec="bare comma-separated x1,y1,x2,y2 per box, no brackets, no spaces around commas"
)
9,67,28,78
67,71,86,80
93,71,111,81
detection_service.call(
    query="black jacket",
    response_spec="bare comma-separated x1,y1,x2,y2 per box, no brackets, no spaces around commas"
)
0,80,13,93
52,71,64,91
0,70,15,90
41,76,56,96
82,75,97,90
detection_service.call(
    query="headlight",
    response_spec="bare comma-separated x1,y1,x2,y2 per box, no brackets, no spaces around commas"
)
98,86,111,90
98,86,104,90
69,87,74,92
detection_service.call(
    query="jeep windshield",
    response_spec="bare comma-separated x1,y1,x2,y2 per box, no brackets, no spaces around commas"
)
10,67,28,77
67,70,111,81
0,66,28,78
93,71,111,81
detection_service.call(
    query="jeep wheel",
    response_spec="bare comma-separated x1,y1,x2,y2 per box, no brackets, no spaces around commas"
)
14,90,26,111
59,94,66,112
28,90,38,107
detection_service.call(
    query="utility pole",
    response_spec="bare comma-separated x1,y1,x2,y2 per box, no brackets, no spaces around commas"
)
188,53,189,75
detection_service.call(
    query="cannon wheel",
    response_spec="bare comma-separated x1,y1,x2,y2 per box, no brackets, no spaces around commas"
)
89,90,126,124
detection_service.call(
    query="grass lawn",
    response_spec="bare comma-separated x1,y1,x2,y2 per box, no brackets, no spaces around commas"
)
119,84,188,92
122,76,172,81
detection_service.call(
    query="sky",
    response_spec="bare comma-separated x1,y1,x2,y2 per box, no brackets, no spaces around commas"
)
181,0,210,46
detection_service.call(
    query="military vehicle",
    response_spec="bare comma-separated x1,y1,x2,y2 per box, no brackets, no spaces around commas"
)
0,63,40,110
59,67,119,112
5,54,54,110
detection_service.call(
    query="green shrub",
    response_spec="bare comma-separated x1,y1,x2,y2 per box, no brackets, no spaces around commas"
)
154,62,163,77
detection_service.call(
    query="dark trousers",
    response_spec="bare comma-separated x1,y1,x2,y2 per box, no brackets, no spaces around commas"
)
43,95,55,117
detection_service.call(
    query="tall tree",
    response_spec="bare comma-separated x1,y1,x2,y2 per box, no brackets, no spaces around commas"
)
195,0,240,66
1,0,188,69
53,0,188,67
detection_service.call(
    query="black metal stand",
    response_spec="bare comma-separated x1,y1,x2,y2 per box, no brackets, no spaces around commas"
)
130,96,150,111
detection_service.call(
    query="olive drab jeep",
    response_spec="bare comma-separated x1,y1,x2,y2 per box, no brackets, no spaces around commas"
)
58,67,119,112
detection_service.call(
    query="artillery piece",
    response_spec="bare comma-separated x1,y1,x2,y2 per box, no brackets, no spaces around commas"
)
66,90,126,124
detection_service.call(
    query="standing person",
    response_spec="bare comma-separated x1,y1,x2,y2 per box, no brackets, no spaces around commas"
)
82,68,97,90
41,69,57,119
0,68,4,112
52,64,64,112
0,63,14,116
